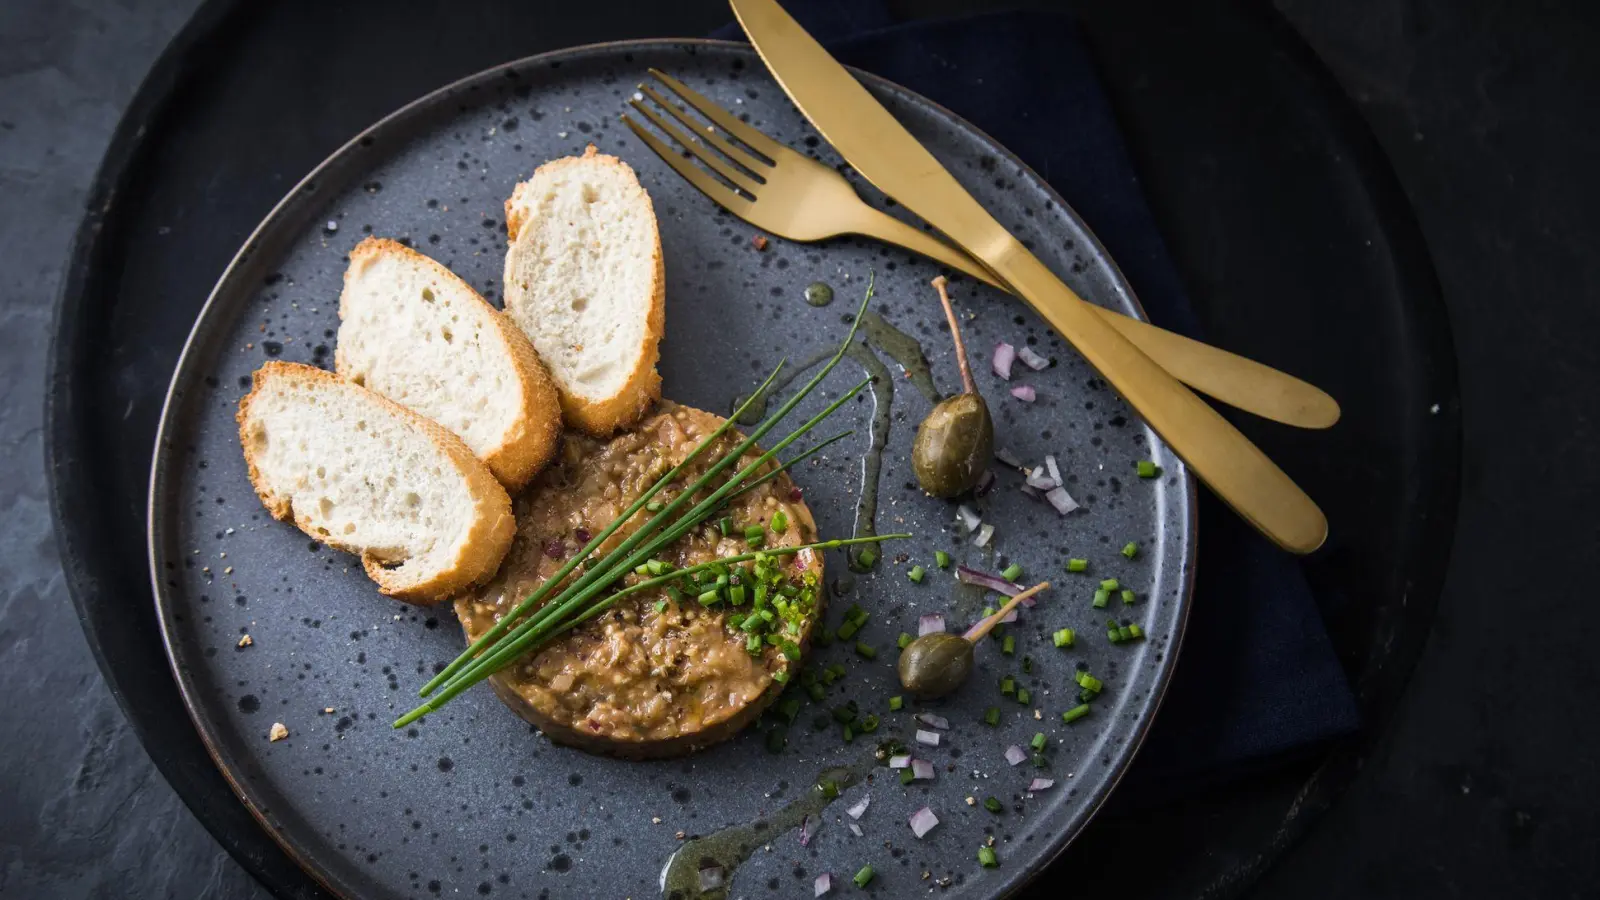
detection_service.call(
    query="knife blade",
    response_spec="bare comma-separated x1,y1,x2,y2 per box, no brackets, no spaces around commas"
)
731,0,1327,553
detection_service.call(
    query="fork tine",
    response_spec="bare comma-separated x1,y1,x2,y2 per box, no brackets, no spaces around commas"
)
626,99,764,197
647,68,788,162
621,114,756,218
636,84,771,177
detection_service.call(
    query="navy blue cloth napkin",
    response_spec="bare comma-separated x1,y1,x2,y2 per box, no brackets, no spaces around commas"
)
713,4,1360,798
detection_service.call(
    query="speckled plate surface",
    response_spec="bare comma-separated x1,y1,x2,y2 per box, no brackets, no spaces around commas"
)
148,39,1194,900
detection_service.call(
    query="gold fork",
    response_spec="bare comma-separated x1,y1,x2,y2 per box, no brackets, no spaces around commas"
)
621,68,1338,430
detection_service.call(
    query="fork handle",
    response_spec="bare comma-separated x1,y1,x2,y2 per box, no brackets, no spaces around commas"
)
848,205,1339,430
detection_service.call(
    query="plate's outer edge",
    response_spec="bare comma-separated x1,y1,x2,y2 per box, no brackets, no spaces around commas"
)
146,38,1196,900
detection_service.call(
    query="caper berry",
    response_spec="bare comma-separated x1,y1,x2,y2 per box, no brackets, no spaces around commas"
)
897,632,975,698
912,392,994,497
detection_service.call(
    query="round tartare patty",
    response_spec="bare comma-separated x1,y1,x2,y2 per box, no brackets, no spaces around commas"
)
454,403,823,757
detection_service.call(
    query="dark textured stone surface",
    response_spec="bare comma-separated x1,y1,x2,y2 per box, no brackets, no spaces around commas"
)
8,0,1599,899
0,0,265,896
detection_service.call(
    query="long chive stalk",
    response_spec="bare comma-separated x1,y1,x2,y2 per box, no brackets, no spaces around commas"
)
725,429,853,503
407,376,873,722
419,363,789,697
412,278,876,709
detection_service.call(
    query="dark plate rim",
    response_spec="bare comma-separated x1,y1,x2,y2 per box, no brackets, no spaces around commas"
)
141,36,1197,900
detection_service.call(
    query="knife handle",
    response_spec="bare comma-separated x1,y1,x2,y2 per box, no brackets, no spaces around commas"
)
989,239,1328,554
847,205,1339,430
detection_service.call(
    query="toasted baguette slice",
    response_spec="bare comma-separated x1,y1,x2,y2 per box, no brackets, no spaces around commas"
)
335,237,561,491
237,362,514,604
503,144,664,436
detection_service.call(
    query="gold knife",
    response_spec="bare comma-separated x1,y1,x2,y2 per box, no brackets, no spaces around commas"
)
731,0,1327,553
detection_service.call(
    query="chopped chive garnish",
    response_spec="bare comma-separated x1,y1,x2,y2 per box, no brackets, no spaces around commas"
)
1000,676,1015,696
981,606,996,620
855,641,877,659
1052,628,1074,648
1128,623,1144,639
828,663,847,680
698,588,723,606
1022,655,1034,674
1121,541,1139,559
853,866,875,888
983,706,1001,727
842,723,854,742
859,714,880,733
897,632,913,649
1066,558,1088,573
888,695,904,711
747,634,763,654
935,550,951,569
718,516,735,537
781,640,802,661
778,697,802,723
766,726,787,753
771,510,789,533
1001,634,1016,656
1092,589,1109,608
1121,589,1135,605
1016,687,1031,705
654,599,668,613
1137,460,1159,478
978,846,999,868
837,620,861,641
744,524,766,540
1062,704,1091,723
855,547,878,568
899,767,915,785
908,565,926,583
646,500,664,513
983,797,1003,814
807,683,826,702
1032,752,1049,768
1099,578,1120,592
846,605,870,626
833,701,858,724
1031,732,1048,751
1000,563,1023,582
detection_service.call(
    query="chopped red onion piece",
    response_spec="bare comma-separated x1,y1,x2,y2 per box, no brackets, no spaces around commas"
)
955,565,1022,596
999,607,1019,624
846,795,871,820
1028,778,1056,792
699,865,726,892
800,814,818,847
911,758,935,781
909,806,940,839
814,873,833,896
915,712,950,729
1010,384,1036,402
992,342,1016,380
1019,483,1040,499
1004,745,1029,766
994,447,1023,468
975,468,997,496
1045,486,1080,515
1025,467,1059,490
955,504,982,533
1017,345,1050,370
889,754,912,769
972,523,994,548
1018,592,1037,608
849,823,864,837
1045,454,1062,485
918,613,946,636
915,729,941,747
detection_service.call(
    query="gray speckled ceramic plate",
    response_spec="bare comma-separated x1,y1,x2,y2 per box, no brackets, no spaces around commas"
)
148,39,1194,900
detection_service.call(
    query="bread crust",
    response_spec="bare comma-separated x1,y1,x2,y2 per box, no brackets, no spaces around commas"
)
336,237,563,492
236,361,515,604
503,145,665,437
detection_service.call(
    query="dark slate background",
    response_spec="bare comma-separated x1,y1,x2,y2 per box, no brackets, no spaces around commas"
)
3,0,1596,897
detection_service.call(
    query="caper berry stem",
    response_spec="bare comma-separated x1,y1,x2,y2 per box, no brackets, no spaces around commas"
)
963,582,1050,643
931,276,977,396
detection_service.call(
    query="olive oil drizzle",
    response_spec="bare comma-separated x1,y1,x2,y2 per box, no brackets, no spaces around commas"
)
660,765,860,899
